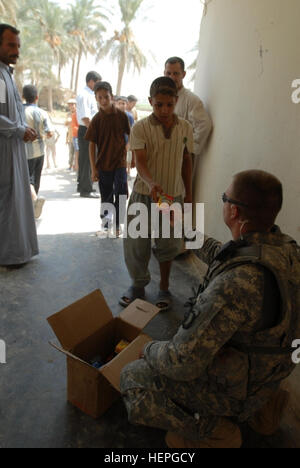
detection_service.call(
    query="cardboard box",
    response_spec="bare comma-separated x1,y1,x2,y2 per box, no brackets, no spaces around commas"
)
47,290,160,418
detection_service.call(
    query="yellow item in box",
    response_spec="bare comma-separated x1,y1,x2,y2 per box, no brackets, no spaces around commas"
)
115,339,130,354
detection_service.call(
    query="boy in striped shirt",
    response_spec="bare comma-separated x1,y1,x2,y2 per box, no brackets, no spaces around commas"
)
120,77,193,310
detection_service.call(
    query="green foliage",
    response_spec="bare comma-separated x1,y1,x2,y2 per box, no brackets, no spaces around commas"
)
98,0,147,95
0,0,150,106
1,0,109,104
65,0,108,92
0,0,18,25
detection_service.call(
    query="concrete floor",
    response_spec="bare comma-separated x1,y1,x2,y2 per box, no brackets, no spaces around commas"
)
0,126,299,448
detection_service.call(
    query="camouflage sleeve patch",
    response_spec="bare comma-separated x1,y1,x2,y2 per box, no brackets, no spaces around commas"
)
194,236,222,266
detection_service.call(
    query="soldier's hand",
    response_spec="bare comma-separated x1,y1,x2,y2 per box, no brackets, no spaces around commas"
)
139,347,145,359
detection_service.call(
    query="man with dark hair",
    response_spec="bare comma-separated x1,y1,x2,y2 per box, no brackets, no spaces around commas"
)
85,71,102,85
165,56,185,73
0,24,39,267
0,23,20,41
165,56,212,182
121,169,300,448
76,70,102,198
23,84,53,219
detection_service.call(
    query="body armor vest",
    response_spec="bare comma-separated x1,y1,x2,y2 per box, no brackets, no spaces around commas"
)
184,231,300,400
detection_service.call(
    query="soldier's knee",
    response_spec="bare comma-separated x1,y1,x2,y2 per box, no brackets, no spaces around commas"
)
121,358,153,394
120,361,141,393
122,388,148,425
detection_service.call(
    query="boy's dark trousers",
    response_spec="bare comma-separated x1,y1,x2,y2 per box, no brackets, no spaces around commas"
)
78,125,93,194
98,167,128,228
27,155,44,194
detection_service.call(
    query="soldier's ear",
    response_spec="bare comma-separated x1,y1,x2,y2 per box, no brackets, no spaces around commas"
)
230,204,239,220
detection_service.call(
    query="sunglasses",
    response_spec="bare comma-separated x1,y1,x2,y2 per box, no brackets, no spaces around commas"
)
222,193,249,208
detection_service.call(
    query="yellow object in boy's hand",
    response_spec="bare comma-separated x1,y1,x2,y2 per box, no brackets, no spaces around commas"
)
157,193,174,213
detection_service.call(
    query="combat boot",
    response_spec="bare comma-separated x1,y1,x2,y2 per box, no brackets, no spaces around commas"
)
165,417,242,448
248,389,290,436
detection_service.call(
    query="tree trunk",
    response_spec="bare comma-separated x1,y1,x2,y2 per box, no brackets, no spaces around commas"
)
116,50,126,95
48,85,53,113
74,47,83,94
70,57,75,91
14,66,24,96
58,60,62,83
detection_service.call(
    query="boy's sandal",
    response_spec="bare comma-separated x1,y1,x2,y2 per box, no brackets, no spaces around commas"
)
119,286,145,308
155,290,173,312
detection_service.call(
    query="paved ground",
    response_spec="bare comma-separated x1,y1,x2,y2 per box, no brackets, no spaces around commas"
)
0,122,299,448
0,123,204,448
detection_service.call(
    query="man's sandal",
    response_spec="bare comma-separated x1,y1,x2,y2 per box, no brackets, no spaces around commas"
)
119,286,145,308
155,290,173,312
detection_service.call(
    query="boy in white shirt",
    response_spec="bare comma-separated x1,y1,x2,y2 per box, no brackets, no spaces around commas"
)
23,84,53,218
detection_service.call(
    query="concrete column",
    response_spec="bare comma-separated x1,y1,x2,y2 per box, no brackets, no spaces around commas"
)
194,0,300,242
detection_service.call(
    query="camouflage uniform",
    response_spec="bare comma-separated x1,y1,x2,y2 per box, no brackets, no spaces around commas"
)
120,226,300,441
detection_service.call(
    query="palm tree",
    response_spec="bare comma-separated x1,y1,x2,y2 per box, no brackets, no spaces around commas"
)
188,41,200,84
28,0,69,81
14,23,50,90
0,0,18,24
65,0,108,93
14,0,66,111
98,0,147,95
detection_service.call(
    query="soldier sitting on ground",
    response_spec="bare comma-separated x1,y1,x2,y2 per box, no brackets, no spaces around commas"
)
120,169,300,448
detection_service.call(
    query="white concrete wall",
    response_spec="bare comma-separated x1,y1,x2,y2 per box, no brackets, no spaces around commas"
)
194,0,300,243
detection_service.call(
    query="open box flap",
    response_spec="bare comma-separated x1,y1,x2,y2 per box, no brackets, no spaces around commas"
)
100,333,152,392
119,299,160,331
47,290,113,351
49,341,99,373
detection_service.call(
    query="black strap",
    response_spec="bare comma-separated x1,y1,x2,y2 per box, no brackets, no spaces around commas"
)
229,341,294,355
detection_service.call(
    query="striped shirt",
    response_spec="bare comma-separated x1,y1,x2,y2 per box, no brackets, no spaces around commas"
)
130,114,194,197
24,104,52,159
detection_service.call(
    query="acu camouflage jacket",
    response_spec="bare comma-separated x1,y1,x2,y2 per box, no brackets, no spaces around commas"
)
143,226,300,412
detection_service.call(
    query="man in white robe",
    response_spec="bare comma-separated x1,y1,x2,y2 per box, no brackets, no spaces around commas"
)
0,24,38,266
164,57,212,183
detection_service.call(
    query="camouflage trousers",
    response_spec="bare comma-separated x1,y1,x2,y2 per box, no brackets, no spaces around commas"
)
120,359,279,440
121,359,227,441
